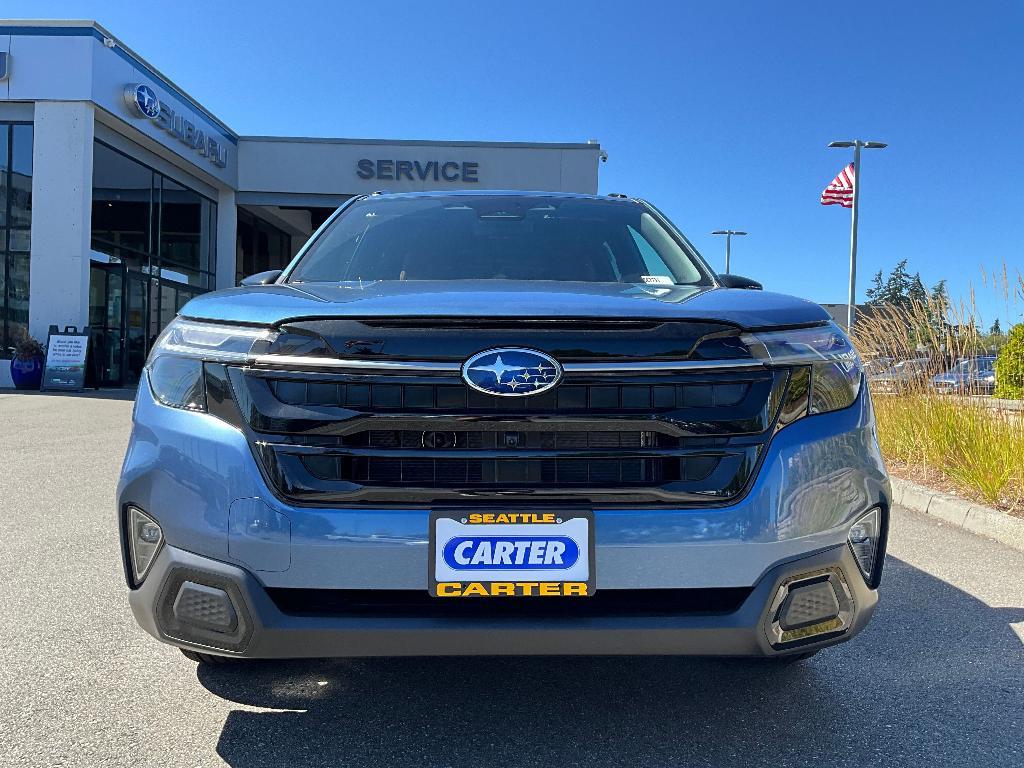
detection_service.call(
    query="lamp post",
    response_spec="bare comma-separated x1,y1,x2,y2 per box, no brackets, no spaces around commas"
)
827,139,887,331
710,230,747,274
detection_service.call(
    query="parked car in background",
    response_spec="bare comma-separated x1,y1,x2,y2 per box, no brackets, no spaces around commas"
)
930,356,997,394
871,358,931,393
863,357,895,379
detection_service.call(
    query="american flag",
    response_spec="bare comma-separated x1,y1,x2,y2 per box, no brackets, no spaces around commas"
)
821,163,855,208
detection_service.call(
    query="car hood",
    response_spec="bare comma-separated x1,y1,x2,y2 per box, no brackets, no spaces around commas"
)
180,280,830,331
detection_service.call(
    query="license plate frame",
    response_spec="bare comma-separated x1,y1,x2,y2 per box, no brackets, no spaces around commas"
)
428,510,596,598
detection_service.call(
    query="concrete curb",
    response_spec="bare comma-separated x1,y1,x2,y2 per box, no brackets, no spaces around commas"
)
891,477,1024,552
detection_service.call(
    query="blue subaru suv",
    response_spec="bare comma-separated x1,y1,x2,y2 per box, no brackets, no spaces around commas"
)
118,191,889,663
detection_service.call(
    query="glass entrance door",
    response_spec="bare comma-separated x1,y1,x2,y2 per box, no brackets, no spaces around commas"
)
88,261,153,387
89,262,123,386
124,271,150,387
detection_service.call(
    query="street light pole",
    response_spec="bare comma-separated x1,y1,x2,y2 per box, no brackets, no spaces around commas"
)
710,230,747,274
827,139,887,332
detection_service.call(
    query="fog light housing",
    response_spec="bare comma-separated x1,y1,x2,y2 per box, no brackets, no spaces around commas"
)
128,506,163,585
765,568,854,650
779,578,840,630
848,508,883,586
172,581,238,633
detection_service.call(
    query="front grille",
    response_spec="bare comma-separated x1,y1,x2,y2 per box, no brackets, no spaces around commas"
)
212,320,791,507
266,587,755,619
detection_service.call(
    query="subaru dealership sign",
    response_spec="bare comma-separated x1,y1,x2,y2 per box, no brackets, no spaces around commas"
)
123,83,228,168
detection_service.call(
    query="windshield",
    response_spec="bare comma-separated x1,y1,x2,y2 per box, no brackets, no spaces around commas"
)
286,195,713,285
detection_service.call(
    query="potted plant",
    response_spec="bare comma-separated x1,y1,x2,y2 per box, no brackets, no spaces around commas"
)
10,337,45,390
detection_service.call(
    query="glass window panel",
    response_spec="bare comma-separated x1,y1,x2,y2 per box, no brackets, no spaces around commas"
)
0,126,9,228
256,222,270,274
0,249,6,352
125,276,148,384
267,225,285,271
159,176,202,270
159,284,177,331
7,251,30,345
176,289,194,313
106,270,123,328
99,329,121,385
92,142,153,255
89,267,108,328
10,125,33,227
236,210,254,282
8,229,30,252
206,199,217,275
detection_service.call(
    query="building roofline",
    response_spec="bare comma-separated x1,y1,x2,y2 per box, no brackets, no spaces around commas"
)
2,21,602,154
239,135,602,150
0,19,239,140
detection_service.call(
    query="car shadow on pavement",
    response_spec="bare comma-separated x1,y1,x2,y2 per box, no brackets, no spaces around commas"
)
199,555,1024,768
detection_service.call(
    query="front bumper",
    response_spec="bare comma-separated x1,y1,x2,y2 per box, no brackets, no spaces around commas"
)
129,541,878,658
120,371,889,657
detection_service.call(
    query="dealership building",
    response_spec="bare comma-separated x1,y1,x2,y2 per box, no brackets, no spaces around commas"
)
0,20,603,387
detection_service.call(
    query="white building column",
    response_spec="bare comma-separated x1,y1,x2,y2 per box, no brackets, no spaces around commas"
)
215,187,237,289
28,101,95,341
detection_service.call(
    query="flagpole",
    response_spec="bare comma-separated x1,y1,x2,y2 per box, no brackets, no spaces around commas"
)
848,143,861,331
828,139,887,334
710,229,748,276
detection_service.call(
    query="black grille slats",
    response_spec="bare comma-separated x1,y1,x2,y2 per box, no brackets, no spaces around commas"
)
300,455,720,486
229,342,788,506
269,378,755,413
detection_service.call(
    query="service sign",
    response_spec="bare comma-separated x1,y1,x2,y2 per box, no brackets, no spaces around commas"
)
42,327,90,391
429,511,595,597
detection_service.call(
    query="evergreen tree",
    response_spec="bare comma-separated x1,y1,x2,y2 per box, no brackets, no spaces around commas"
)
883,260,913,307
866,270,886,305
989,318,1003,336
930,280,950,334
908,273,929,310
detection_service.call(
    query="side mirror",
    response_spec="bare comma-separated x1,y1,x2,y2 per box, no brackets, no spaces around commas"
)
717,274,763,290
239,269,283,287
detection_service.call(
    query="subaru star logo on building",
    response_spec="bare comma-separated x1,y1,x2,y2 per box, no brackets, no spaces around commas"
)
462,348,562,396
124,83,160,119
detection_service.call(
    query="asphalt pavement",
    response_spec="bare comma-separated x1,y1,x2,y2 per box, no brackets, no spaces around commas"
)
1,391,1022,767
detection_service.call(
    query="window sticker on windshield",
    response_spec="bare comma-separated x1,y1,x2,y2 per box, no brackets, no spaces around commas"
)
641,275,674,285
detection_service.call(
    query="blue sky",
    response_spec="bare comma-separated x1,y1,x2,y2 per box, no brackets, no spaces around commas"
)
8,0,1024,326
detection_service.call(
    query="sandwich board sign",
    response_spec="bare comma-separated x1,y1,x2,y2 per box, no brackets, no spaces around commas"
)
42,325,90,392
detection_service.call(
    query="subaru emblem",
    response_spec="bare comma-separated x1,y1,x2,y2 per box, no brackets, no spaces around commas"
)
124,83,161,119
462,348,563,397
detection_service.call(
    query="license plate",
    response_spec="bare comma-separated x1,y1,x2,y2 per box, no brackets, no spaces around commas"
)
429,511,595,597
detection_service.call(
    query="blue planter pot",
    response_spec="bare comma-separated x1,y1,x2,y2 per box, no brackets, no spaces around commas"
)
11,355,44,390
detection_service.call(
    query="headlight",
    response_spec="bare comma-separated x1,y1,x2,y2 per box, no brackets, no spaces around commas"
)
743,322,863,417
146,319,276,410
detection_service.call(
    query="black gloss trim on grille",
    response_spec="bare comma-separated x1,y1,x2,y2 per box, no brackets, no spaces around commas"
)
274,317,745,364
265,587,755,619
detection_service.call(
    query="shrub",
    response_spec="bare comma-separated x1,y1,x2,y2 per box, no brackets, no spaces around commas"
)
994,323,1024,400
